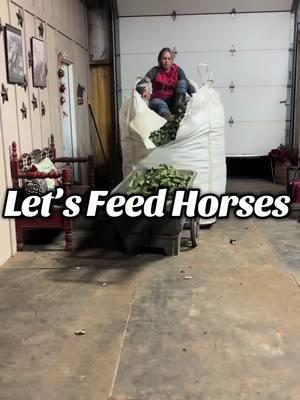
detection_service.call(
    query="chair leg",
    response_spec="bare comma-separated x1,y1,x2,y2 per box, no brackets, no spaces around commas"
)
16,225,24,251
64,220,73,251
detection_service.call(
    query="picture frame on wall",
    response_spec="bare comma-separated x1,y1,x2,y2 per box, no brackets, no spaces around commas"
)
31,37,47,88
4,24,25,85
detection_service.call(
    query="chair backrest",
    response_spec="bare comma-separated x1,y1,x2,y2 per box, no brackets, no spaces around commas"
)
18,147,54,173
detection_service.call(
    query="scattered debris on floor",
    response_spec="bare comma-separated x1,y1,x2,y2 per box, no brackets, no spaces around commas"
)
229,239,237,244
184,276,193,280
289,273,300,290
74,329,86,336
98,281,108,287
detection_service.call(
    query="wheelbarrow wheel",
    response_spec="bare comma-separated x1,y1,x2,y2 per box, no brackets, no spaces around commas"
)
190,217,199,247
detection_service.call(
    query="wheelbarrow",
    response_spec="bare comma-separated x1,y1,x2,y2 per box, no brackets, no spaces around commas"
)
111,168,199,256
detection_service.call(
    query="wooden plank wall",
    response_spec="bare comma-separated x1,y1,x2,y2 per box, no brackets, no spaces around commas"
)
89,65,115,180
0,0,90,264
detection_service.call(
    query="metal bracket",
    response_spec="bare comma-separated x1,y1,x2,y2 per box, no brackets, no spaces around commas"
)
41,101,46,116
172,46,177,58
31,94,38,110
28,51,33,68
1,84,8,104
0,18,4,34
20,102,27,119
229,116,234,127
280,99,290,106
230,45,236,57
171,10,177,21
38,22,44,37
16,8,23,27
229,81,235,92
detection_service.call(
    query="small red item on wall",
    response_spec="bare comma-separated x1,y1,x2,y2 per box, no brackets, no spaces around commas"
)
59,83,66,93
58,68,64,78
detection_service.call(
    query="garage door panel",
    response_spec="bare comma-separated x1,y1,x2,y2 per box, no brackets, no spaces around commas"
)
230,13,291,50
120,13,291,54
176,51,289,87
119,11,292,156
117,0,293,16
120,50,289,90
225,121,286,155
219,86,288,122
120,17,174,54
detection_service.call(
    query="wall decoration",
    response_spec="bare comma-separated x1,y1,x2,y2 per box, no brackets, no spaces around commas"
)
16,9,23,27
59,83,66,93
77,84,85,105
58,68,64,78
4,24,24,85
1,84,8,103
22,74,28,91
38,22,44,38
41,101,46,116
28,50,33,68
20,102,27,119
31,37,47,88
31,93,38,110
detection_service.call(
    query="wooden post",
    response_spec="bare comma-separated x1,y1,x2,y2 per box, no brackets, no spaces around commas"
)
11,141,20,189
50,134,56,161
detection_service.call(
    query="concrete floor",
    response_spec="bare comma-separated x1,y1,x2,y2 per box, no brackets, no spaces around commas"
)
0,179,299,400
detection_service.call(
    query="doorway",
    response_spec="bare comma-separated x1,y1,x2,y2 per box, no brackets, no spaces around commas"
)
61,63,77,158
60,62,79,181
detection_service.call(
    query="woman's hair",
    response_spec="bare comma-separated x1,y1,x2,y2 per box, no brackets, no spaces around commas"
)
157,47,174,63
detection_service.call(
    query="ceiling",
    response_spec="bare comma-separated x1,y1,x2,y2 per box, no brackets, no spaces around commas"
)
116,0,294,17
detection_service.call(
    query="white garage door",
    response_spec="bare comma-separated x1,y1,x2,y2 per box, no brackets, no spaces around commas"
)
119,12,294,156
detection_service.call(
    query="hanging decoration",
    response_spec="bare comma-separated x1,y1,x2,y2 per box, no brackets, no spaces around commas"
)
58,68,64,78
20,102,27,119
77,84,85,105
28,50,33,68
22,74,28,91
31,93,38,110
1,84,8,103
59,83,66,93
38,22,44,38
16,9,23,27
41,101,46,116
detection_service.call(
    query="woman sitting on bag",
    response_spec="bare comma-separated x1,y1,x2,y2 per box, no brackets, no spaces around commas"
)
136,47,195,120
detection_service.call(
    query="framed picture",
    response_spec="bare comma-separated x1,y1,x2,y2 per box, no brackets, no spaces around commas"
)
31,37,47,88
4,24,24,84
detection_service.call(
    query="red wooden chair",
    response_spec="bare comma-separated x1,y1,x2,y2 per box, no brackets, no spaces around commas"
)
10,135,95,251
